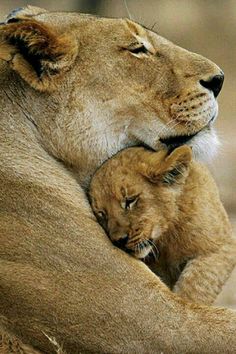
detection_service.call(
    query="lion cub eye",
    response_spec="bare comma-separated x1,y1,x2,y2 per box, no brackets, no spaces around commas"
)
121,196,139,210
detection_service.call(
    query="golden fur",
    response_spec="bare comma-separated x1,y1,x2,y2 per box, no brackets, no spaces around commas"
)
0,5,236,354
0,329,43,354
90,145,236,305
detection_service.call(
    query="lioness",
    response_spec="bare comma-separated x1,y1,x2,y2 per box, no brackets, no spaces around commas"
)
1,5,236,354
90,145,236,305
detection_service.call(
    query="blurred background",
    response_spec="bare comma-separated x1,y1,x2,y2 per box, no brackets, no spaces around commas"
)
0,0,235,307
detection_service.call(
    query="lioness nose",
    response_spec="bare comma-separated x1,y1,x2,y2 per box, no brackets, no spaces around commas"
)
200,73,224,98
113,236,129,248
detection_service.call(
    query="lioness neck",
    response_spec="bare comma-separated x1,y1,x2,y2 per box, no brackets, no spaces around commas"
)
0,63,136,188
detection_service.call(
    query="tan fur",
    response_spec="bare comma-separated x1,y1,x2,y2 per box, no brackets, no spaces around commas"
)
0,328,44,354
0,5,236,354
90,145,236,306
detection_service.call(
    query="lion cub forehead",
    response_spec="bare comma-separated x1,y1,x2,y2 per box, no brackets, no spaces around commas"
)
96,147,154,178
91,149,144,193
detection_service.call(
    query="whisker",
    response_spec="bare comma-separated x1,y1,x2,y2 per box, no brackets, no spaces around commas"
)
156,119,181,139
151,22,158,31
147,239,159,261
155,119,175,136
151,247,157,261
136,243,141,256
146,239,155,260
123,0,133,20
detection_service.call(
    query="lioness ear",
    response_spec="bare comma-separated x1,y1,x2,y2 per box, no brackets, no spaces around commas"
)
141,146,192,185
0,19,78,91
2,6,48,24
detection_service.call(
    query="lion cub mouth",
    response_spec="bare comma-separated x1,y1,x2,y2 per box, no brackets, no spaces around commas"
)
126,240,159,260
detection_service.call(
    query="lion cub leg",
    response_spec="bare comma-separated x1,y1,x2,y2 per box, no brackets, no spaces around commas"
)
173,242,236,305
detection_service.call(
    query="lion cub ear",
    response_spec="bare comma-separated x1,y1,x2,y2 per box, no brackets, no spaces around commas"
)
0,19,78,91
142,146,192,185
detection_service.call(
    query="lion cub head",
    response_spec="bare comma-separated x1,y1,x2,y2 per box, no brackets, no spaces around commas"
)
90,145,192,259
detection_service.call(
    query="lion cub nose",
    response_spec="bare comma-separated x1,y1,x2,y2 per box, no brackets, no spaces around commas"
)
113,236,129,248
200,73,224,98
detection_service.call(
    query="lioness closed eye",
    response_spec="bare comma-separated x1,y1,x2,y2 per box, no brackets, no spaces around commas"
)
90,145,236,305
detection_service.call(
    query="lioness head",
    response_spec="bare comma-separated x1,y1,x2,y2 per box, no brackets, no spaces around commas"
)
90,145,192,259
0,7,223,185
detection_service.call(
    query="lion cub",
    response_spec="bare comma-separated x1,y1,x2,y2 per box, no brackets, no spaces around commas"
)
89,146,236,305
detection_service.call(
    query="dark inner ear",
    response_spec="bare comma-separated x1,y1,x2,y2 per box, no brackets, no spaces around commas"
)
4,21,61,78
9,36,42,77
8,36,59,78
0,19,78,90
162,162,188,185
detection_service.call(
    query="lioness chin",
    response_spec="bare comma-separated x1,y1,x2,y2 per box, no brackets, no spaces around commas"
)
1,5,236,354
90,145,236,305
